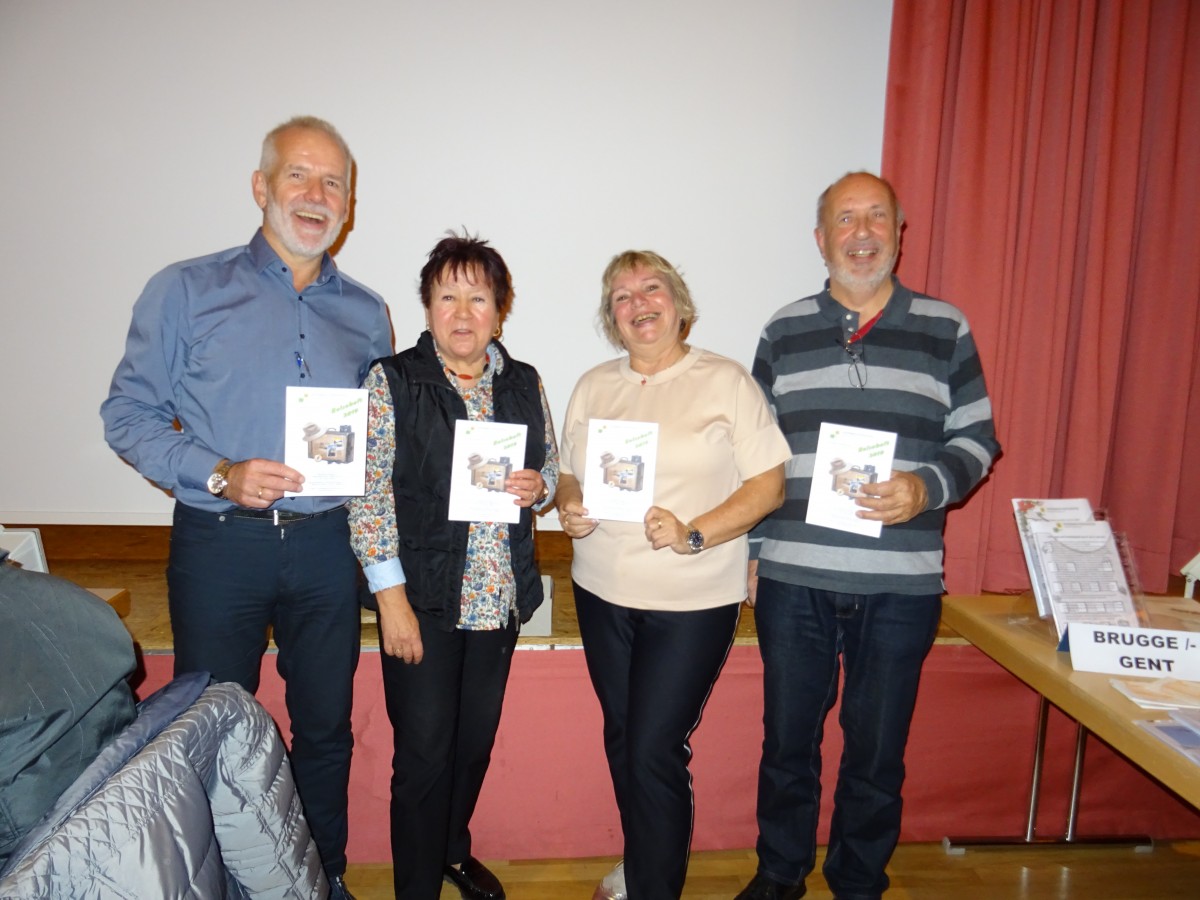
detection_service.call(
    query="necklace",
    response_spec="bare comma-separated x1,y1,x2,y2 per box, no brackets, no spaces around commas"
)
443,351,490,384
636,345,688,385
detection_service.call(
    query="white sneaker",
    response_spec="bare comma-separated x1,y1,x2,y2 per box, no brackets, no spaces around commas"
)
592,860,627,900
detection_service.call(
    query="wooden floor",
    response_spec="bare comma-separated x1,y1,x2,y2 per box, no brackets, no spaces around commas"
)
24,525,1200,897
343,842,1200,899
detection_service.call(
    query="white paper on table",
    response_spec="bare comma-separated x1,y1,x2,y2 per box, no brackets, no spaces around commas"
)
1112,679,1200,710
582,419,658,523
804,422,896,538
447,419,528,524
1110,679,1186,710
1136,719,1200,764
1012,498,1095,617
283,387,368,496
1028,518,1138,639
1169,707,1200,733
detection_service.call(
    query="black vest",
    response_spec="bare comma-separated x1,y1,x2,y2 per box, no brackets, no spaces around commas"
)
377,331,546,630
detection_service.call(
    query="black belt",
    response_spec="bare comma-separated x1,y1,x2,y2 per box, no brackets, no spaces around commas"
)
227,507,340,523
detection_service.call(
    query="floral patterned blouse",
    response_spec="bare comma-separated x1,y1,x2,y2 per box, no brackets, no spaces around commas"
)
349,342,559,630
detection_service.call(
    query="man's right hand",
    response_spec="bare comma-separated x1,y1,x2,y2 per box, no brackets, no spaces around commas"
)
223,459,305,508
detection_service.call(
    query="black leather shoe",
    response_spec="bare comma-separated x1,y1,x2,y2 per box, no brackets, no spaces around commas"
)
444,856,506,900
327,874,358,900
734,872,806,900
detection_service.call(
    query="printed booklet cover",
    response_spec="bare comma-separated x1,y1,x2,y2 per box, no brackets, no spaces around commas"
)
1012,498,1095,617
447,419,528,524
582,419,658,523
1137,719,1200,765
1027,518,1138,639
283,386,368,496
805,422,896,538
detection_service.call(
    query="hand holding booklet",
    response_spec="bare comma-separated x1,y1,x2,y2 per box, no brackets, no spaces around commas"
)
581,419,658,523
447,420,528,524
283,386,368,496
804,422,895,538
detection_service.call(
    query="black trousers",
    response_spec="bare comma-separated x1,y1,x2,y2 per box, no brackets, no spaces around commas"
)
166,502,360,879
574,582,740,900
381,611,518,900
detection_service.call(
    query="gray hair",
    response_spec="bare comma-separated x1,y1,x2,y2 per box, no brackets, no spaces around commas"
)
259,115,353,185
816,171,905,228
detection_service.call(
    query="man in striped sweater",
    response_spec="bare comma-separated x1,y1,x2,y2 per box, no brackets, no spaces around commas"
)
736,172,999,900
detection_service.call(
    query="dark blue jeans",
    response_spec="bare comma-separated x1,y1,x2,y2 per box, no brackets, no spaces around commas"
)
575,582,741,900
381,613,517,900
752,579,941,900
166,502,360,879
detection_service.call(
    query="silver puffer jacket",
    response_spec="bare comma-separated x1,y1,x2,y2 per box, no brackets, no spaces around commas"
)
0,673,327,899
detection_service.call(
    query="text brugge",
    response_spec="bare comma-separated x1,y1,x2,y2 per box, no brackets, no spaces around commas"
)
1092,631,1181,650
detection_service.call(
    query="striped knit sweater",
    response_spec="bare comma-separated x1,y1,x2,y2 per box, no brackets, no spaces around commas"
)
750,278,999,596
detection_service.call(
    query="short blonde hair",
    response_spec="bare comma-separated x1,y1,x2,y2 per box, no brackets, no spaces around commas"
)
598,250,697,350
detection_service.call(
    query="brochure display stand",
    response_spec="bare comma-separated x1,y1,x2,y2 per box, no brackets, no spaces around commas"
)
942,500,1165,854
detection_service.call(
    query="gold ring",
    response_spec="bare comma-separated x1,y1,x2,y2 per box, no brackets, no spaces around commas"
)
257,488,263,499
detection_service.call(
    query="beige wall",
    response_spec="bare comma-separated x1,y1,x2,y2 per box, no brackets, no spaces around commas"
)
0,0,893,524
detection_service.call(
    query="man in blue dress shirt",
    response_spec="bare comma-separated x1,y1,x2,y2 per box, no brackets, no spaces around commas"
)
101,115,392,899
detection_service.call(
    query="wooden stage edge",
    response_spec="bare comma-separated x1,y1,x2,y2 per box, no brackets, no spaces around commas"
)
18,523,984,653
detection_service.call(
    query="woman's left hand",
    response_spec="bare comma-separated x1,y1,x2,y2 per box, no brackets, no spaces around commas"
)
506,469,547,508
644,506,688,554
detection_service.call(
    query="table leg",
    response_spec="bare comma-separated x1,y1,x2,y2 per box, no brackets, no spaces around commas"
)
943,697,1154,854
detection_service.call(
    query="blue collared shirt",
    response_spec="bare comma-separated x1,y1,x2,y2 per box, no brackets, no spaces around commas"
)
101,229,392,513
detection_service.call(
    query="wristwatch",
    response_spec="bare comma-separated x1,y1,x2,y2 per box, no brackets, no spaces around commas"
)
685,524,705,555
206,458,233,497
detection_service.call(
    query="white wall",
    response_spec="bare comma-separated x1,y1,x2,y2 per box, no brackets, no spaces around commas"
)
0,0,893,524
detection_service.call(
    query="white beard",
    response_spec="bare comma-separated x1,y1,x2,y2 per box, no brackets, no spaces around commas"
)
264,193,343,261
828,248,896,293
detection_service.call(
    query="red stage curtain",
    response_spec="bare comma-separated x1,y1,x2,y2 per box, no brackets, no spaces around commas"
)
882,0,1200,593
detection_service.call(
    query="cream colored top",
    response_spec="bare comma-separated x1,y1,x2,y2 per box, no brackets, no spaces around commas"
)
561,347,792,611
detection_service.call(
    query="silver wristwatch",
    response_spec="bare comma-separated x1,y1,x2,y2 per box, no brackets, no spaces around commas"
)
206,459,232,497
685,524,705,555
